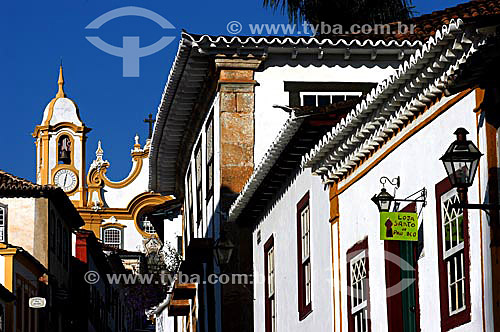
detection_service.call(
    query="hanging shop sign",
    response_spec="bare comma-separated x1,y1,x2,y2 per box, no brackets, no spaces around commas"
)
380,212,418,241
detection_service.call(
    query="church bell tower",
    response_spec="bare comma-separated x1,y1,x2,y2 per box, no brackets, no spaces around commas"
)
33,65,90,207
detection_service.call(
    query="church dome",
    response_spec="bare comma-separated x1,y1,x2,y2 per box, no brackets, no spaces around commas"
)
41,66,83,127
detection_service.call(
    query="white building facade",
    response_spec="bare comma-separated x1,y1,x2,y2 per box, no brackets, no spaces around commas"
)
301,19,499,332
227,6,500,332
150,29,420,331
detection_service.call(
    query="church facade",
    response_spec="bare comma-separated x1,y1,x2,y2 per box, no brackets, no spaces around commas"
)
32,66,181,268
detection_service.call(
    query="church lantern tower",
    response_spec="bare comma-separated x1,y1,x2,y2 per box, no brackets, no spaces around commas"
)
33,66,90,207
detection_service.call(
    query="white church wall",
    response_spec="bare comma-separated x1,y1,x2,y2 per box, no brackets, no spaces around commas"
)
120,218,144,252
336,90,489,331
47,98,83,126
102,157,150,209
163,215,182,251
252,168,332,332
253,62,398,165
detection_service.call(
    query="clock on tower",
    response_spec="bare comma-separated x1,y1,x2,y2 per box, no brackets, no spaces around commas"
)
33,65,91,207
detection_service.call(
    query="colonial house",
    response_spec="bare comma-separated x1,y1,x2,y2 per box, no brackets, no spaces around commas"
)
228,101,357,332
148,14,424,331
228,1,500,332
0,169,84,331
0,246,47,332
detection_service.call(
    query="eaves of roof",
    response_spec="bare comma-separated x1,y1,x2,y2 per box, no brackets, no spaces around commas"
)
302,19,486,182
228,99,358,223
149,31,419,196
0,170,85,229
228,115,304,223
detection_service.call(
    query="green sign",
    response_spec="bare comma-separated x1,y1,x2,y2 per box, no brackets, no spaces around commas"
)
380,212,418,241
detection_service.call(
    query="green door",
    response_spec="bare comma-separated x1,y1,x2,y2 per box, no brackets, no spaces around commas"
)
400,241,417,332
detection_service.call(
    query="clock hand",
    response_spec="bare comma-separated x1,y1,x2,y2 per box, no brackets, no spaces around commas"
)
63,174,68,187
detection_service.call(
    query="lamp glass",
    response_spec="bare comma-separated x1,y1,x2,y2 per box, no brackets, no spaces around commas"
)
214,237,234,266
372,188,394,212
440,129,482,189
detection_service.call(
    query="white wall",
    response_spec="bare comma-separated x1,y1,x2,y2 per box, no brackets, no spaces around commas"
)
254,62,398,165
102,157,150,209
336,90,491,331
0,198,36,255
253,168,332,332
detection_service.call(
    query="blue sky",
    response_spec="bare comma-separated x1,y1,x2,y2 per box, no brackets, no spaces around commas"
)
0,0,466,182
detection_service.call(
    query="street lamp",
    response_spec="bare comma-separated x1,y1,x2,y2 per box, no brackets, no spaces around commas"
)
440,128,482,202
371,176,427,212
213,233,234,267
440,128,499,211
371,187,395,212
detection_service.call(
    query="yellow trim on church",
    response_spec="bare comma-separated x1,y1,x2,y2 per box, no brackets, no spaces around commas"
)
33,65,90,209
77,192,173,238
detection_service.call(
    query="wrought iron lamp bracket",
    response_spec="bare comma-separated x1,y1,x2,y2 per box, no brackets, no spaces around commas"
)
450,202,500,216
392,187,427,215
380,176,400,197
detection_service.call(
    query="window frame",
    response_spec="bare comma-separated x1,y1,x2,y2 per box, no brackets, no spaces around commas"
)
102,227,123,249
296,192,312,320
435,177,471,331
57,134,73,165
194,141,203,226
346,237,371,332
15,274,36,332
264,235,276,332
0,203,7,243
284,81,375,107
300,91,363,107
205,111,214,201
186,167,194,240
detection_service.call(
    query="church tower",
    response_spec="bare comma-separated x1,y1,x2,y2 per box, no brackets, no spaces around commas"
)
33,66,90,207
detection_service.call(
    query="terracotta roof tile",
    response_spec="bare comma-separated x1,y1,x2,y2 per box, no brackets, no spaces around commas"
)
0,170,58,196
0,170,84,228
404,0,500,38
323,0,500,43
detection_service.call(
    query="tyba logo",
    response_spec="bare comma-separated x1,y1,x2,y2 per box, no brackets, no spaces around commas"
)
85,6,176,77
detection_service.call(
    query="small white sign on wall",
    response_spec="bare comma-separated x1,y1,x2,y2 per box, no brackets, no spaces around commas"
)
28,297,46,309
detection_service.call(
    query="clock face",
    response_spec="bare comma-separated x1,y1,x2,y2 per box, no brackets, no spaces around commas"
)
53,169,78,192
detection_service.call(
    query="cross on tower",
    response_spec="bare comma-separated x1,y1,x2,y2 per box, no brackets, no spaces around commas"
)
144,114,155,139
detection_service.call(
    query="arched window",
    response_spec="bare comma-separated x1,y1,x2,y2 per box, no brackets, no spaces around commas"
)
103,227,122,249
58,135,72,164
